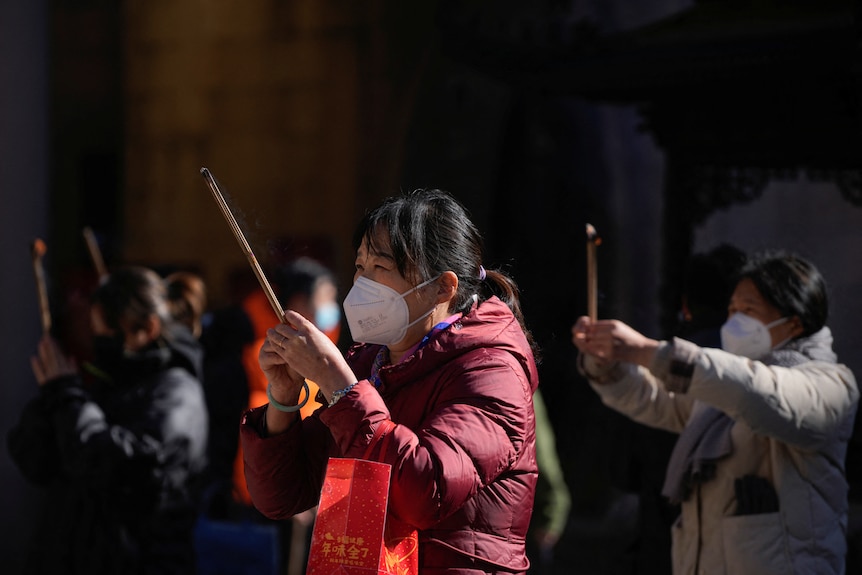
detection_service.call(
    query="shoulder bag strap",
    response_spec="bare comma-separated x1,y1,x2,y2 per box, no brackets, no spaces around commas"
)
362,419,396,461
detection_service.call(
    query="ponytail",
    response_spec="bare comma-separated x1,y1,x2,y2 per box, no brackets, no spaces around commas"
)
479,268,540,360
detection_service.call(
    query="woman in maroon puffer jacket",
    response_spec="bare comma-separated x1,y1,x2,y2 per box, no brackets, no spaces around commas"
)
240,189,540,574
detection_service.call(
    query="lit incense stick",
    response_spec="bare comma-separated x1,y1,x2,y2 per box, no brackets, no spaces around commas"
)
200,167,285,322
585,224,601,322
31,238,52,333
82,226,108,280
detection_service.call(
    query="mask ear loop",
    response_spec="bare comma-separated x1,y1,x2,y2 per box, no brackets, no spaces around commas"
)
400,274,442,298
382,275,443,344
403,273,444,314
766,317,793,350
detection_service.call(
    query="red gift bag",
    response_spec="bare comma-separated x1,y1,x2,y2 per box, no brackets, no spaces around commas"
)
306,421,418,575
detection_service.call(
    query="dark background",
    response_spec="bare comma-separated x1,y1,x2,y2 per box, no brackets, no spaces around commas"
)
3,1,861,573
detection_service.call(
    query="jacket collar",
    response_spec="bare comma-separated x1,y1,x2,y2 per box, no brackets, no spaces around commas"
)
346,296,538,394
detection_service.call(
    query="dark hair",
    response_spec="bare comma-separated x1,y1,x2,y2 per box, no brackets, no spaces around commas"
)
165,271,207,337
352,188,537,353
274,257,336,303
93,266,171,332
683,243,747,324
737,250,828,337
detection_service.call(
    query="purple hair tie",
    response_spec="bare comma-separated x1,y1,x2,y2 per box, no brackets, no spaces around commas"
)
478,265,486,281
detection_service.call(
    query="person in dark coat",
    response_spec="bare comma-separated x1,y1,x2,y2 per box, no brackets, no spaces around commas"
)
240,188,540,574
7,265,209,575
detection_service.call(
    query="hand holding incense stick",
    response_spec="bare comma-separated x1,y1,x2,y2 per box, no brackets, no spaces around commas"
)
201,167,312,413
83,226,108,280
31,238,52,334
585,224,601,322
200,167,285,323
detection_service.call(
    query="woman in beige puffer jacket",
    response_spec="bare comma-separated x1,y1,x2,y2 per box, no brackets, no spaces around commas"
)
572,251,859,575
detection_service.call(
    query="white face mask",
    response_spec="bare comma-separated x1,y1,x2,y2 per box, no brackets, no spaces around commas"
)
720,312,788,359
342,275,439,345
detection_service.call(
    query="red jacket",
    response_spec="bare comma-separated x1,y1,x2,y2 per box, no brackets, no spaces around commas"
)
241,296,539,574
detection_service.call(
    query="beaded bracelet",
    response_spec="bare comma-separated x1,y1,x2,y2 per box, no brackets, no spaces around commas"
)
267,381,310,413
327,381,358,408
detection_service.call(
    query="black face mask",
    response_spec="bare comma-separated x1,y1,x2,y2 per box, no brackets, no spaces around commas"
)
91,334,127,376
90,333,172,384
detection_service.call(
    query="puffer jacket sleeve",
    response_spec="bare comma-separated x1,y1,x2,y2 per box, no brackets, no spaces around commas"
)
321,347,534,530
582,354,694,434
22,371,207,498
7,389,63,484
240,404,335,519
651,338,860,449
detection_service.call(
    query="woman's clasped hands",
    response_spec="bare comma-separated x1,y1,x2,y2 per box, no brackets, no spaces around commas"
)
571,316,660,368
31,335,77,386
262,309,357,406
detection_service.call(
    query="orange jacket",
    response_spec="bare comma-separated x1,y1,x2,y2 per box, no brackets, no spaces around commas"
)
232,290,330,505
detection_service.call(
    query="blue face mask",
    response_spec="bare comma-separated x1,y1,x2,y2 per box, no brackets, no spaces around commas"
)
315,302,341,332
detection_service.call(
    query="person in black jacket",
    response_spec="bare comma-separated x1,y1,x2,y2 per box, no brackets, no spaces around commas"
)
7,265,209,575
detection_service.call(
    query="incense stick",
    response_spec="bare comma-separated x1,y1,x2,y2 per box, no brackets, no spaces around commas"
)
31,238,52,333
200,167,285,322
82,226,108,280
585,224,601,322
